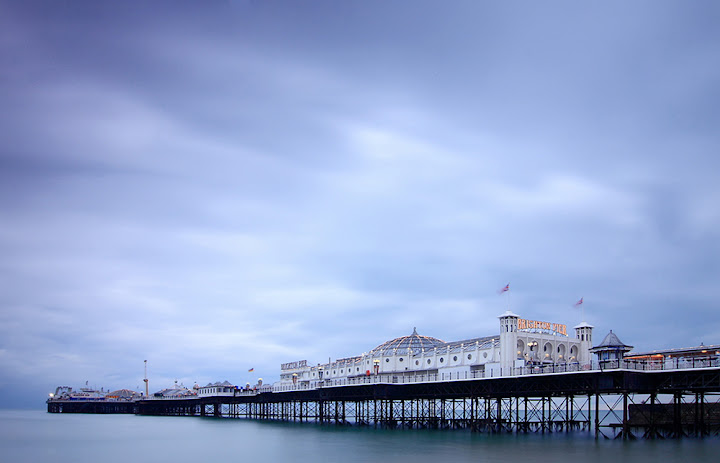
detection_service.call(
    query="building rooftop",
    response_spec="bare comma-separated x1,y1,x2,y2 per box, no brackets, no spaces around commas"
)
573,321,594,329
369,328,446,356
625,344,720,359
204,380,233,387
590,330,633,351
436,336,498,353
498,310,520,318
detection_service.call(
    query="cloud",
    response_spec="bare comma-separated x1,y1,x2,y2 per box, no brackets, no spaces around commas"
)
2,1,720,407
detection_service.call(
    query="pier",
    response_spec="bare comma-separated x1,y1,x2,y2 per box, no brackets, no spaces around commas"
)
129,366,720,439
46,312,720,438
46,400,137,414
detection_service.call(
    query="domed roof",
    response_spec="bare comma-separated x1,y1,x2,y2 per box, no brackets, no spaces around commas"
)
591,330,633,351
369,328,446,356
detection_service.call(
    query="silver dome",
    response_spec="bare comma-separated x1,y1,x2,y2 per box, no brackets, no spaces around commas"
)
369,328,445,356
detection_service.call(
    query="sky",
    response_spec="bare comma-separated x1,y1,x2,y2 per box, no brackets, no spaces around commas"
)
1,0,720,408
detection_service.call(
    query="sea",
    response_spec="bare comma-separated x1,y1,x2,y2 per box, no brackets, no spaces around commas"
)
2,409,720,463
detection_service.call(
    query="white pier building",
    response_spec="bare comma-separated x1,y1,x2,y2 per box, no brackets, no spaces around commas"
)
275,312,593,390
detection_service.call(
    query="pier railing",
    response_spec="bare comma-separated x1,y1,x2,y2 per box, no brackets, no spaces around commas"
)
599,356,720,371
135,356,720,396
146,389,262,400
271,356,720,392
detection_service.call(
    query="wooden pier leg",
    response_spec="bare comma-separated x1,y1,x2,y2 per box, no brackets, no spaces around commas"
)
647,393,657,439
373,399,378,428
451,399,456,429
700,392,706,437
389,400,394,428
485,398,491,431
594,394,600,439
587,394,591,432
694,393,700,437
622,392,630,439
673,393,682,438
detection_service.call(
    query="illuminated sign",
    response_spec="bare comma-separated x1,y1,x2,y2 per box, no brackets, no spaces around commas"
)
518,319,567,336
281,360,308,370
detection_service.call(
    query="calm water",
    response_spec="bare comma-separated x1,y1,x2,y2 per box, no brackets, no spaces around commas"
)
2,410,720,463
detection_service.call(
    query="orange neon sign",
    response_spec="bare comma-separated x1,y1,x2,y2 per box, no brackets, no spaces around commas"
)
518,319,567,336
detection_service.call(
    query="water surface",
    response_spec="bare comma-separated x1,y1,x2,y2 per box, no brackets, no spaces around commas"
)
2,410,719,463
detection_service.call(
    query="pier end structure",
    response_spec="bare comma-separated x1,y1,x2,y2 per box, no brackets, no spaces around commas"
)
276,311,592,389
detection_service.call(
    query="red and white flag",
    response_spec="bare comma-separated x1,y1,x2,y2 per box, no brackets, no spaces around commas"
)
574,297,583,307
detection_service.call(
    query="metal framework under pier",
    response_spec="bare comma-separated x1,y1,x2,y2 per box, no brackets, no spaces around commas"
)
46,400,137,414
132,368,720,438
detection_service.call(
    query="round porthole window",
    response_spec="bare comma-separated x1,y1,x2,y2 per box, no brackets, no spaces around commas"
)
467,354,472,360
415,360,420,365
453,356,458,362
356,367,360,372
385,358,390,363
333,371,336,374
439,357,444,363
340,370,343,374
483,352,488,358
399,358,404,362
427,359,431,364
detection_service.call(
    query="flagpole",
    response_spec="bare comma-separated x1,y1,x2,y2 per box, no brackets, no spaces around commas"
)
575,297,585,323
499,283,510,311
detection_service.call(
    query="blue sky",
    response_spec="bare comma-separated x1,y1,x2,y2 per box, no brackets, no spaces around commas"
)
1,1,719,408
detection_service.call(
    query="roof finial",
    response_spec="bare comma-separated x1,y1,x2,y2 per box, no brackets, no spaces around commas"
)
412,327,418,335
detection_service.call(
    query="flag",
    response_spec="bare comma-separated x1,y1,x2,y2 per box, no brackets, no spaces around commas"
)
574,297,583,307
498,283,510,294
248,368,254,372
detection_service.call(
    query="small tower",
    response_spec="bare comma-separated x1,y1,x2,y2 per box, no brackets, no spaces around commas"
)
499,311,520,376
574,322,594,364
590,330,633,366
143,360,149,397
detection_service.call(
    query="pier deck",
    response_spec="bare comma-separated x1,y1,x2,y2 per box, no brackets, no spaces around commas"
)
122,367,720,439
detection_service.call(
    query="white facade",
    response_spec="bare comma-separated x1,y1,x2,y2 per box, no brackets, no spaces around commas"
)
274,312,593,390
197,381,236,398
